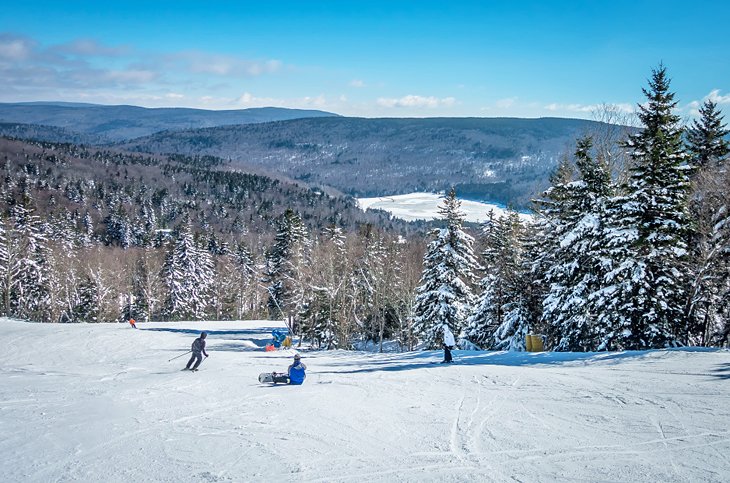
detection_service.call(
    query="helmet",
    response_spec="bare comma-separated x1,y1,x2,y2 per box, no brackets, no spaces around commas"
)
201,332,208,338
294,354,301,360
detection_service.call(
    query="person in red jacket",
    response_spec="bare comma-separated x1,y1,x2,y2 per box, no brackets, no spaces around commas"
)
129,318,137,329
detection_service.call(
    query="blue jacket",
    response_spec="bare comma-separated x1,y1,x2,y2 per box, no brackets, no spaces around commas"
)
288,361,306,385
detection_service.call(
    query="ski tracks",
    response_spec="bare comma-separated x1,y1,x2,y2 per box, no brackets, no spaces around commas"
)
445,372,521,480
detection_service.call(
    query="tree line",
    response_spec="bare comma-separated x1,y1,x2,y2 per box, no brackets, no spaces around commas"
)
1,65,728,351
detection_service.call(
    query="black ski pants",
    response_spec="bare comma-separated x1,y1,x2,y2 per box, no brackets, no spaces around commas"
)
443,345,453,363
272,373,290,384
186,352,203,370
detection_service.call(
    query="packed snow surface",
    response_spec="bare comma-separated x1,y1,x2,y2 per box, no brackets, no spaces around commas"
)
356,192,531,223
2,318,729,482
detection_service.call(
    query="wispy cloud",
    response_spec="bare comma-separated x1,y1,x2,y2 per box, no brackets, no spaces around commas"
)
52,38,130,57
495,97,517,109
705,89,730,105
0,32,290,104
544,102,633,114
0,34,35,60
166,51,283,77
684,90,730,116
349,79,365,88
376,95,456,108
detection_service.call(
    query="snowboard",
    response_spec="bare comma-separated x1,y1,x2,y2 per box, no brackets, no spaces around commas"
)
258,372,288,384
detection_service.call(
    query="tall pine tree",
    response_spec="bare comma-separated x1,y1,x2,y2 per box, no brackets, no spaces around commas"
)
598,64,691,349
413,189,479,348
540,137,613,351
686,100,729,170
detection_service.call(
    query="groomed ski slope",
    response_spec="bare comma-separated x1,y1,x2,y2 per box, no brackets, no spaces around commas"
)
1,319,728,483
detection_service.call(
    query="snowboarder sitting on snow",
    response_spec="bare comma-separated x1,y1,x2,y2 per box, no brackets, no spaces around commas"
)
441,325,456,363
272,354,307,385
184,332,209,371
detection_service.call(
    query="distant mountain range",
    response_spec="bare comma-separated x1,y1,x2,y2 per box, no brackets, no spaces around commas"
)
0,102,338,142
0,102,629,207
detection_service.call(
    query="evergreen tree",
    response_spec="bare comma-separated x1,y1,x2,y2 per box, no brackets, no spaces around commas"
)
74,273,102,322
686,100,729,170
0,216,8,315
161,220,214,320
413,189,479,348
466,211,507,347
232,242,259,319
489,212,533,351
684,102,730,344
597,65,691,349
264,209,309,327
540,137,613,351
8,194,51,321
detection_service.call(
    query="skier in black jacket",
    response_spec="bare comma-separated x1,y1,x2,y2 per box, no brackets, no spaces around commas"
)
184,332,209,371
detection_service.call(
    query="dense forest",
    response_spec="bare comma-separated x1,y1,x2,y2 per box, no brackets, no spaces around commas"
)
1,66,728,351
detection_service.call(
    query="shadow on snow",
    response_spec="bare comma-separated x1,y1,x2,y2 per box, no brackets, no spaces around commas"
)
315,348,728,375
711,363,730,380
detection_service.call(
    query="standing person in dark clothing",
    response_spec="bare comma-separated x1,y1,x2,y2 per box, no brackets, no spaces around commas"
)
184,332,209,371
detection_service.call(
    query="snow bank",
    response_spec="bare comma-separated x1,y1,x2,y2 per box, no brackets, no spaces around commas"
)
1,318,728,482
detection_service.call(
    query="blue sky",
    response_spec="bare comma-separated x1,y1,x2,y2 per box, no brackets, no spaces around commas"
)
1,1,728,118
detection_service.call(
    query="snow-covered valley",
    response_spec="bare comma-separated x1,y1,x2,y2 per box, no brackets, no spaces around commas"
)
356,192,531,223
2,318,729,482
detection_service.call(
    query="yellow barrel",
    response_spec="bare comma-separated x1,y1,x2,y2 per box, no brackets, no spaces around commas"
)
527,334,544,352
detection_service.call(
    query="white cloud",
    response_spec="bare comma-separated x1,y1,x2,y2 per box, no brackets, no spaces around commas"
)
705,89,730,105
377,95,456,108
171,51,283,77
544,102,633,114
235,92,283,107
54,39,129,57
102,69,157,83
349,79,365,88
0,35,34,60
495,97,517,109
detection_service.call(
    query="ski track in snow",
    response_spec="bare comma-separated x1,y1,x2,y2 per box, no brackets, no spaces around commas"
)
1,318,729,482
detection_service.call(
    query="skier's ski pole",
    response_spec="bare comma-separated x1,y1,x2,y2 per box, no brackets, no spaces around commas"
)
168,350,191,362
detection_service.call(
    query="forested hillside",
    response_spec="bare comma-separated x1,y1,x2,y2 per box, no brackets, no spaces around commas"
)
0,103,338,142
120,116,627,206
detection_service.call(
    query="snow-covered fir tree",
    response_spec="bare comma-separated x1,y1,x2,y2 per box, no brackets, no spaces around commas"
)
488,212,534,351
161,220,214,320
264,209,309,325
8,194,51,321
540,137,613,351
597,65,691,350
684,100,730,345
0,215,8,315
466,211,506,347
686,100,730,170
232,242,259,320
414,189,480,348
73,272,102,323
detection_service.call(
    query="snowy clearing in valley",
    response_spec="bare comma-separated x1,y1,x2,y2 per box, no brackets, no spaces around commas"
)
2,318,729,482
356,192,531,223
